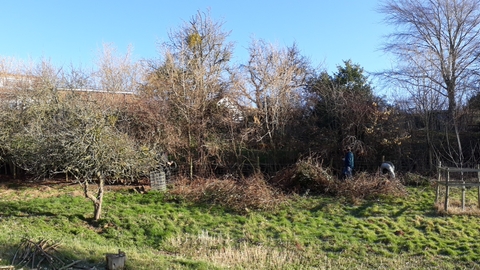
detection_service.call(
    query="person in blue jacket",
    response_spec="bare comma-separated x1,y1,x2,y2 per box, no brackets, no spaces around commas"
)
343,147,354,179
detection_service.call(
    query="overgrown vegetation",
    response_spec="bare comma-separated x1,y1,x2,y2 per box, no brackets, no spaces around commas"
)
4,8,480,186
1,3,480,269
1,174,480,269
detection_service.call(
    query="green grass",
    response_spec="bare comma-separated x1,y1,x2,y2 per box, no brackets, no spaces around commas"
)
1,182,480,269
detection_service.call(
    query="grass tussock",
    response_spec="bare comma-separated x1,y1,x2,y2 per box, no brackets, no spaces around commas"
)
167,173,287,213
162,230,473,270
434,201,480,216
434,188,480,216
165,231,310,269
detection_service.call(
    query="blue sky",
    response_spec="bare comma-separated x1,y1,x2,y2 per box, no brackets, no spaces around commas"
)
1,1,393,80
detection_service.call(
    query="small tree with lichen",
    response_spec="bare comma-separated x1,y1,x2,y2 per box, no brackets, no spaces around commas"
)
63,101,156,220
0,60,157,221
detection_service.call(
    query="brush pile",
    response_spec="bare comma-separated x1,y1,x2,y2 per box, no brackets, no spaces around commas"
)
168,173,286,214
334,172,407,201
11,238,80,270
271,156,407,200
168,156,407,213
270,155,335,195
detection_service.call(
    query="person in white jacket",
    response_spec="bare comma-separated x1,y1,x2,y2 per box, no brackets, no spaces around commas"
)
380,161,395,179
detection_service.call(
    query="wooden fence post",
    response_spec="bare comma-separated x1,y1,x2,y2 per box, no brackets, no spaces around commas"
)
444,167,450,212
477,164,480,208
462,167,466,211
436,161,442,203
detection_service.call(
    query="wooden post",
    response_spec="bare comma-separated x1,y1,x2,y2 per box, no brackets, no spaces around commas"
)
444,168,450,212
436,162,442,203
462,168,466,211
477,164,480,208
106,250,126,270
434,164,480,212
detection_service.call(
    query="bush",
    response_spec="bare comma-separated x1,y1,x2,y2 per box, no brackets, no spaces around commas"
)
401,172,431,186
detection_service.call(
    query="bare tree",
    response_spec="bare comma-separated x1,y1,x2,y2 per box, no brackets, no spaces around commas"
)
393,59,447,170
94,43,144,93
379,0,480,165
240,39,310,147
59,63,94,90
145,10,234,177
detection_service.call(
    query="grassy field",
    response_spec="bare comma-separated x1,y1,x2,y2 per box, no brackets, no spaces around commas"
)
0,178,480,269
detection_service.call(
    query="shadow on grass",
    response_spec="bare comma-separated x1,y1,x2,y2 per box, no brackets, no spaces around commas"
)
0,200,91,222
0,200,53,217
307,195,441,219
347,199,440,218
348,200,376,217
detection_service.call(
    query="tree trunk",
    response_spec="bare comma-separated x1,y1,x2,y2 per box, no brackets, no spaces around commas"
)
188,126,194,179
82,176,105,221
447,86,464,165
426,112,435,171
453,118,464,166
93,179,104,221
93,198,103,221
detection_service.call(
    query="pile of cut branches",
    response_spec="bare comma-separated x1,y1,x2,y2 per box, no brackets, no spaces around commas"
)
334,172,407,202
11,238,80,270
270,155,335,195
270,155,406,201
168,173,286,214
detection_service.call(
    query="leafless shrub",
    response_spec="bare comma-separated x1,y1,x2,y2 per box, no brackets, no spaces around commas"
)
167,173,286,214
